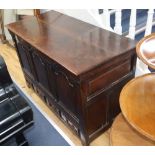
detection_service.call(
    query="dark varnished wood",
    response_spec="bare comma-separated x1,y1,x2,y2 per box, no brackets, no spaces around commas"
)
7,11,136,77
37,11,95,36
7,10,137,145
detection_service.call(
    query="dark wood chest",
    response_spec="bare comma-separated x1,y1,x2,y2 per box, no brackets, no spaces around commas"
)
7,11,137,145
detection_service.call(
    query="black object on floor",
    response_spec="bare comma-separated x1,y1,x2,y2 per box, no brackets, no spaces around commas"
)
0,56,12,87
0,55,33,146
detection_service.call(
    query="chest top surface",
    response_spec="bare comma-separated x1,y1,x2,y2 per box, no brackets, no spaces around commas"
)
7,10,136,76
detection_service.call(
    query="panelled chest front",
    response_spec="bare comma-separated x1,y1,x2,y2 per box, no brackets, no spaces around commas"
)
7,10,137,145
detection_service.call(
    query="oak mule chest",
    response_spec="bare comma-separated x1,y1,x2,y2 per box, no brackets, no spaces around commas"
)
7,10,137,145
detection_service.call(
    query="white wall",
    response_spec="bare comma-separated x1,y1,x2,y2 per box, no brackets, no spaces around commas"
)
42,9,101,27
54,9,102,28
3,10,17,40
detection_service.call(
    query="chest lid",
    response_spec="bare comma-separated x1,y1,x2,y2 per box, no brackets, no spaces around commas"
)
7,10,136,78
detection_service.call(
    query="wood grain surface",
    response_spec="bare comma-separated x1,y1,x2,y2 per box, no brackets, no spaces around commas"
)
7,10,136,76
120,73,155,142
136,33,155,69
110,113,155,146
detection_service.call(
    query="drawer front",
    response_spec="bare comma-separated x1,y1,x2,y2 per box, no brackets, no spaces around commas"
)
88,59,131,96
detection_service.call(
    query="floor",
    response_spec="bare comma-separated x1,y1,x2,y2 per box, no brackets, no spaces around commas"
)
0,43,110,146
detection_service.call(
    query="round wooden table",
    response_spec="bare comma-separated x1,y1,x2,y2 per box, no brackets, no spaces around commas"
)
136,33,155,69
113,33,155,145
120,73,155,142
110,113,155,146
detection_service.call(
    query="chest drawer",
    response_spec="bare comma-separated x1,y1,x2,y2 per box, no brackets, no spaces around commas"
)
87,57,132,97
